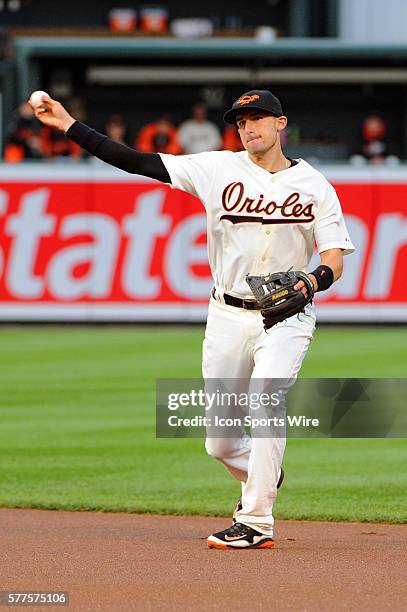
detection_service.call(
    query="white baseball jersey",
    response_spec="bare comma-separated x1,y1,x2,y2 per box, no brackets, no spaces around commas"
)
160,150,355,298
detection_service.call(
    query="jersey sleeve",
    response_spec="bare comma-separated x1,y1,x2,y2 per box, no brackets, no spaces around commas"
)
159,151,217,203
314,184,355,255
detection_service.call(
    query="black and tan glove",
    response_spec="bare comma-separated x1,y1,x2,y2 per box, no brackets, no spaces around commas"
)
246,271,314,330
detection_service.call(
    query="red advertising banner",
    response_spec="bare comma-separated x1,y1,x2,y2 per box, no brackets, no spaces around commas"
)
311,169,407,321
0,165,406,321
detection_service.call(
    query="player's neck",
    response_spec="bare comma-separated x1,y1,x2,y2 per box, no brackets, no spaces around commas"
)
248,146,288,173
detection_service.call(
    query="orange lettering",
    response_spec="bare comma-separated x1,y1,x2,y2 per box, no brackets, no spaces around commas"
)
237,94,260,106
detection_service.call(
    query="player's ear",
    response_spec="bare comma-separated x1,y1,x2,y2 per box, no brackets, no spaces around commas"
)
276,115,288,131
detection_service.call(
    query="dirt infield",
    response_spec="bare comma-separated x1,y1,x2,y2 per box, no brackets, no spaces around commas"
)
0,509,405,611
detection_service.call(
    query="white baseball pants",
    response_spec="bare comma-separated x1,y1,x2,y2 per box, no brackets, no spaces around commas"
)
203,295,316,536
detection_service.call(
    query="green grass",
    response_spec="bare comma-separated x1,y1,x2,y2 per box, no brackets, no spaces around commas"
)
0,326,406,522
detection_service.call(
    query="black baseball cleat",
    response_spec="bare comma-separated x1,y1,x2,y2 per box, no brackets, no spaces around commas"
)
207,522,274,549
277,466,285,489
233,467,285,523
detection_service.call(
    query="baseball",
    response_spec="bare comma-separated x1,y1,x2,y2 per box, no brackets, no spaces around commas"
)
29,90,50,108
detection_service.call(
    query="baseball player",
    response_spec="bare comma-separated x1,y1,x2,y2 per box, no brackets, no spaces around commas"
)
30,89,354,549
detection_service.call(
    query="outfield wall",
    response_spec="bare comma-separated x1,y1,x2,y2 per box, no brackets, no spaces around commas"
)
0,163,406,322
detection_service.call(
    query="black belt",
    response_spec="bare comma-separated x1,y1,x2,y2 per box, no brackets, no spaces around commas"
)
211,287,260,310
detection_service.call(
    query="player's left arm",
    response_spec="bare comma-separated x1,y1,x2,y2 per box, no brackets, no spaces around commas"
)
294,248,343,297
295,182,355,298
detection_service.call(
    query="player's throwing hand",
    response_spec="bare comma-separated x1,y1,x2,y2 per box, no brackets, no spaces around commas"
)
28,91,75,133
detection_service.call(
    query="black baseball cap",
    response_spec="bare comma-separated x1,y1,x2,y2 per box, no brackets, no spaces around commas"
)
223,90,283,125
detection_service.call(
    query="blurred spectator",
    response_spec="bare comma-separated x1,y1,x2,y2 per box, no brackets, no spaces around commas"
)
34,96,86,161
4,101,42,162
136,115,181,154
67,97,87,123
39,126,83,160
105,114,129,145
362,114,389,164
178,102,221,154
285,124,301,147
349,113,400,166
222,124,244,152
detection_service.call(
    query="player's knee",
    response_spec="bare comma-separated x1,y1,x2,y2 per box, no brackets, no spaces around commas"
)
204,438,220,458
205,438,237,460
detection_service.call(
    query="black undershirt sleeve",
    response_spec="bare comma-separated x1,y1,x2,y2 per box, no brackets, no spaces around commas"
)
66,121,172,183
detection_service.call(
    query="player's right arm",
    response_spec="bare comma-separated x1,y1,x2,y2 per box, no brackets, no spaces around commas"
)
29,95,171,183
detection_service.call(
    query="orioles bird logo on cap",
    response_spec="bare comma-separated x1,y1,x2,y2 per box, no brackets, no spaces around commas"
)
237,94,260,106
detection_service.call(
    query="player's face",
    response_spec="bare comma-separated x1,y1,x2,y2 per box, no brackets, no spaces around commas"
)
236,110,287,155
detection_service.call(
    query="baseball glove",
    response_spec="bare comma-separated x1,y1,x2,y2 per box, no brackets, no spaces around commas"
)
246,270,314,330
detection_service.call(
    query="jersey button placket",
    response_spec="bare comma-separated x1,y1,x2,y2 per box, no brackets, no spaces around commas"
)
260,222,271,266
252,223,266,273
